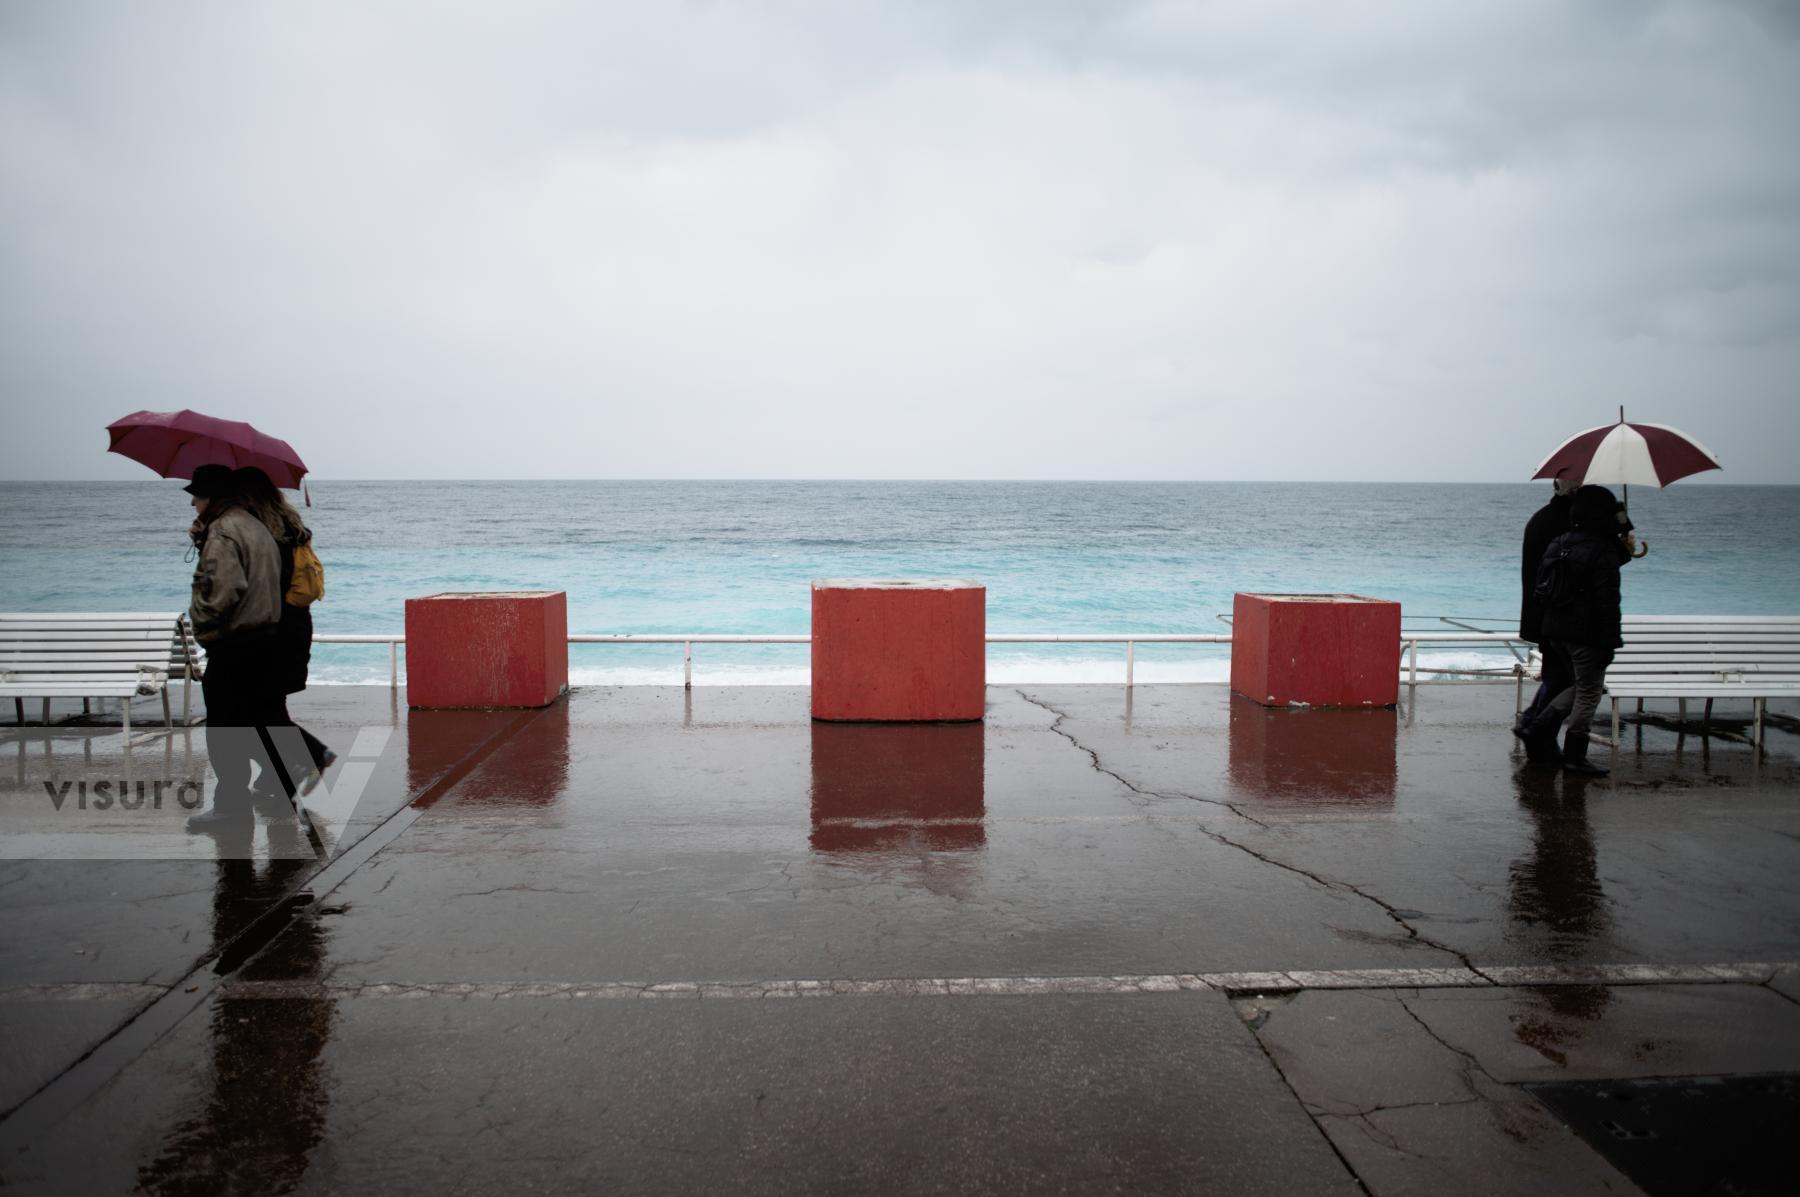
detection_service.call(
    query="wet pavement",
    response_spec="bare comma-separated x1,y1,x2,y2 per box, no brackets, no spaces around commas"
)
1,683,1797,1193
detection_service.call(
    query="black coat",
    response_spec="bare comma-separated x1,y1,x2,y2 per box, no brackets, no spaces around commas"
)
275,539,313,695
1537,528,1629,649
1517,493,1572,644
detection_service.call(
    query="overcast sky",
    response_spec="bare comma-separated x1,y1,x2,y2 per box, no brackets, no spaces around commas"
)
2,0,1796,482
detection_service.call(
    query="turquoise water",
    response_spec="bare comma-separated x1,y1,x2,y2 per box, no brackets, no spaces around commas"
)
2,481,1795,684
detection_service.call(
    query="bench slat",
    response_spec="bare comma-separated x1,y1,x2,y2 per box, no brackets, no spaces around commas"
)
1621,615,1800,624
1,676,166,687
3,663,195,674
0,623,185,633
0,647,199,659
1611,687,1800,698
0,630,189,640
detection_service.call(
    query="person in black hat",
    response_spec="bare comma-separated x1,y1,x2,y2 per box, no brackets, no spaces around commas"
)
184,464,286,830
1513,477,1578,763
1519,485,1637,777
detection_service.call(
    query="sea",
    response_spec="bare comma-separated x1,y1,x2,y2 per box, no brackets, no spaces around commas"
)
2,481,1796,686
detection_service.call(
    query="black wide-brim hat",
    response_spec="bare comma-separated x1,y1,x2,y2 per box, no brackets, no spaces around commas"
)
182,464,237,498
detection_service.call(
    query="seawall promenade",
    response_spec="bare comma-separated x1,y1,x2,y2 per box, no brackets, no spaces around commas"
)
2,683,1797,1193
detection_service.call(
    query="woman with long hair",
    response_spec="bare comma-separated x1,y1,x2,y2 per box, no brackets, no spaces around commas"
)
234,467,337,799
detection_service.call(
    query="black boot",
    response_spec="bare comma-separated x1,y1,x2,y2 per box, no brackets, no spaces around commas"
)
1523,724,1564,766
1513,715,1563,766
1561,730,1609,777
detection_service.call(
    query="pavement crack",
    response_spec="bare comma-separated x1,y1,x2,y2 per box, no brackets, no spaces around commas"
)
1395,993,1506,1106
446,884,590,900
1014,687,1475,971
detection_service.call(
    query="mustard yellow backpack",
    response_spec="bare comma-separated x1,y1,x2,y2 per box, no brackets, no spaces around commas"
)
286,542,325,607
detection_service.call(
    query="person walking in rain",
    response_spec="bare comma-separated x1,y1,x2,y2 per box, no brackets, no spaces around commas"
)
184,465,285,830
1513,477,1578,763
234,467,336,801
1519,485,1637,777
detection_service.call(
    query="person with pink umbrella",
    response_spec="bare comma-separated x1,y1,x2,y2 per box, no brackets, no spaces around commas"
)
104,409,316,826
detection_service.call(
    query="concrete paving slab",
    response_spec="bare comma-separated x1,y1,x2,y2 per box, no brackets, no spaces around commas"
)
5,990,1357,1195
0,997,159,1115
1241,988,1637,1194
1401,983,1800,1082
1241,989,1475,1117
1314,1099,1638,1197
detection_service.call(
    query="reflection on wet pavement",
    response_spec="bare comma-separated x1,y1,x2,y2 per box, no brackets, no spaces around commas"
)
1508,765,1616,1060
139,832,331,1196
1226,698,1396,807
809,723,985,854
421,701,571,811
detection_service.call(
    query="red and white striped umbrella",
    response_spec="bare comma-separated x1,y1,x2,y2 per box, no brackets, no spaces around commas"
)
1532,419,1720,488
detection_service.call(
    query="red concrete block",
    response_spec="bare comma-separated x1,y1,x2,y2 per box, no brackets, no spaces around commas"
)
1230,592,1401,708
404,591,568,709
812,579,985,721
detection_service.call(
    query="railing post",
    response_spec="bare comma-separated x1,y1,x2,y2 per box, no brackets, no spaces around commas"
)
390,641,398,691
1126,640,1135,688
1407,639,1417,689
684,641,692,690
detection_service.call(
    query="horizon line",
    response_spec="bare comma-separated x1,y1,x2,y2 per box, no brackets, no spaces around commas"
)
0,476,1782,487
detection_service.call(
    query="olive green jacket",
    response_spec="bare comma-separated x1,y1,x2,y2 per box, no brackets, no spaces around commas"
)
189,507,282,644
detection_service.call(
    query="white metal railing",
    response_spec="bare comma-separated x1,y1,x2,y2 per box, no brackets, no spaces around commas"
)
311,630,1528,691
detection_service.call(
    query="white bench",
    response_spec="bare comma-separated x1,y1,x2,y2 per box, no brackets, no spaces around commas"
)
0,612,204,733
1606,615,1800,750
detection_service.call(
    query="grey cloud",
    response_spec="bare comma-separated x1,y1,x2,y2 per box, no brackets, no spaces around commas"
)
1,0,1796,483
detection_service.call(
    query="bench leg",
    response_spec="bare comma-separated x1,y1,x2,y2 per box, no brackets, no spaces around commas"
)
1704,698,1713,727
161,687,172,729
41,698,50,726
12,698,21,726
122,698,130,740
1612,698,1620,744
1754,698,1764,752
1679,698,1687,724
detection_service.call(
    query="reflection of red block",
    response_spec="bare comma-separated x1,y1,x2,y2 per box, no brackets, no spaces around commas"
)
1231,593,1400,708
812,580,985,722
1227,698,1396,806
404,591,568,709
810,723,985,852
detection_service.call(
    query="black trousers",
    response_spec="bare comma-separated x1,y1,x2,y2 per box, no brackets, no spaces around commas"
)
1541,642,1615,739
263,699,333,793
1523,641,1575,729
200,636,286,806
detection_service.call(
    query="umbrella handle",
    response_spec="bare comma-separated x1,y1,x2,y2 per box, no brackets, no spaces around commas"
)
1632,539,1649,559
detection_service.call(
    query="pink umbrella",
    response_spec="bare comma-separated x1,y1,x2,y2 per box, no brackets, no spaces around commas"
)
1532,410,1720,489
106,409,309,490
